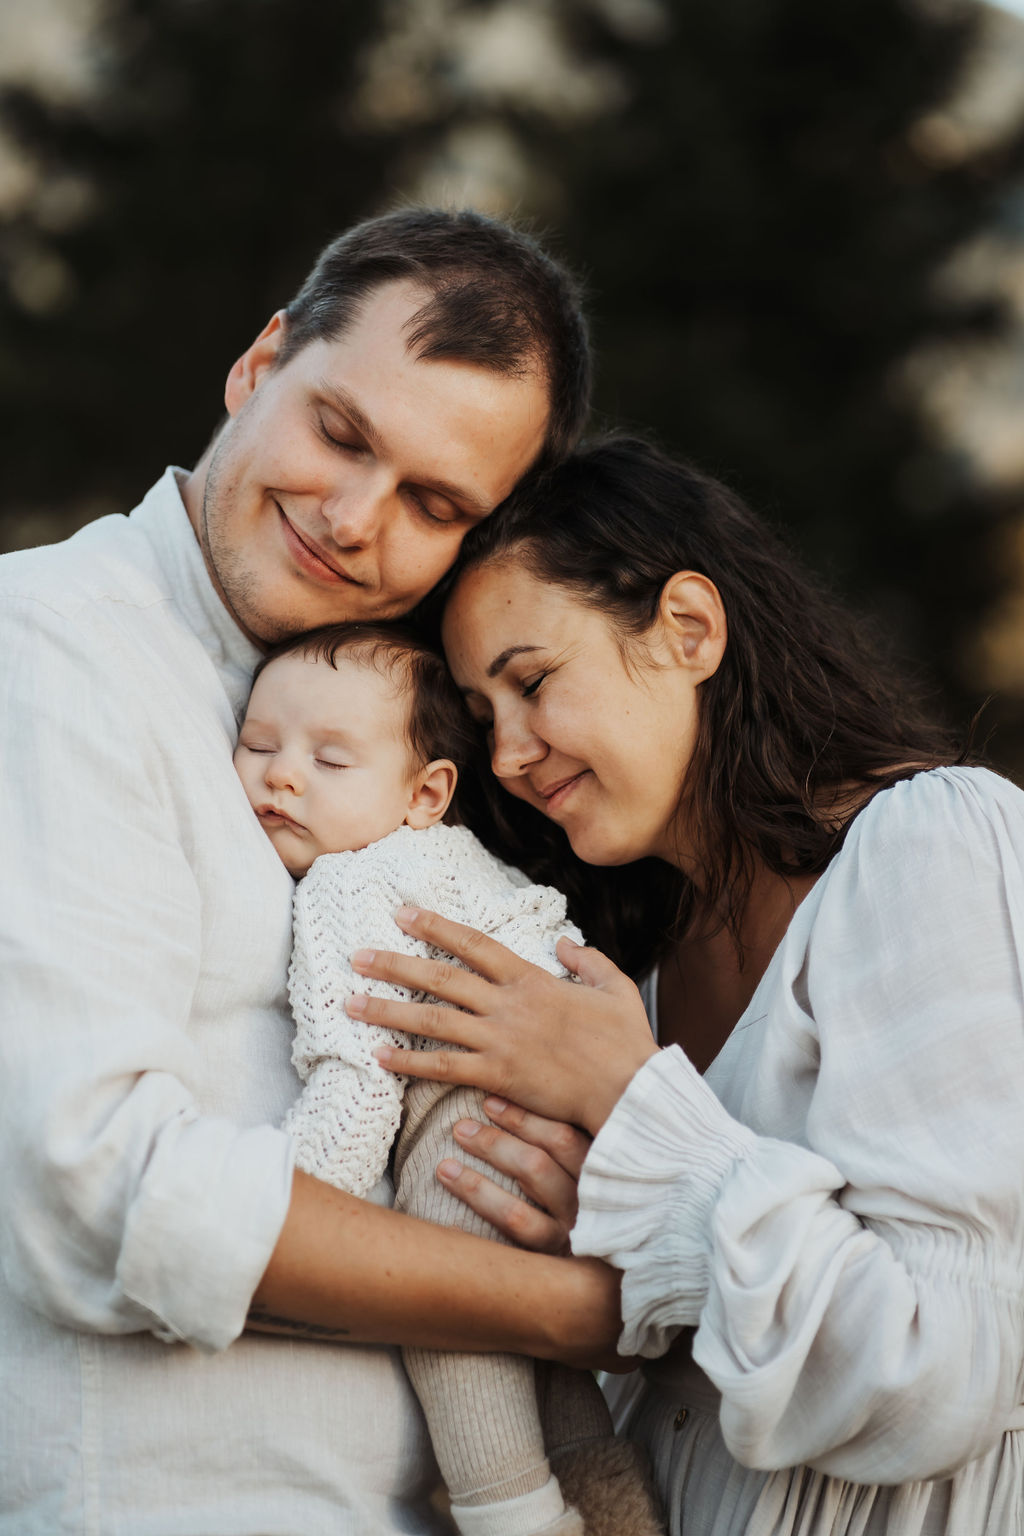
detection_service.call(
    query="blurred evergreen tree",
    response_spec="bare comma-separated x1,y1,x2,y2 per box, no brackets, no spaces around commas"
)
0,0,413,530
521,0,1024,734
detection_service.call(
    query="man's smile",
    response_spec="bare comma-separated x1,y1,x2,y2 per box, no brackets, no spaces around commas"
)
276,504,366,588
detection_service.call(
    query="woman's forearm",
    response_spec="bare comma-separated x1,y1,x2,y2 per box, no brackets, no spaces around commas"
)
249,1168,624,1366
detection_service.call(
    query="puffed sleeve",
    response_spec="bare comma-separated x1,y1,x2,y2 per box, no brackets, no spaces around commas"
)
0,597,293,1352
572,768,1024,1482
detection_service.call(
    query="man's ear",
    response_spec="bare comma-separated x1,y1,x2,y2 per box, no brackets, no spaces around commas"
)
224,310,288,417
404,759,458,830
657,570,727,684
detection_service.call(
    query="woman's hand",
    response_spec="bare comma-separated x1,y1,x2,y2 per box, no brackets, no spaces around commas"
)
346,906,658,1137
440,1098,590,1256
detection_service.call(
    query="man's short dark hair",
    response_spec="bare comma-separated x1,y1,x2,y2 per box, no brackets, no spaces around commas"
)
252,621,476,771
278,206,590,463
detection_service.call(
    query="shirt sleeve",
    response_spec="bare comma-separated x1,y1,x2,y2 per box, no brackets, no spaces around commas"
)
0,596,294,1352
572,768,1024,1482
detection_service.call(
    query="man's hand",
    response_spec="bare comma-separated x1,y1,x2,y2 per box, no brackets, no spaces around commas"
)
439,1098,590,1256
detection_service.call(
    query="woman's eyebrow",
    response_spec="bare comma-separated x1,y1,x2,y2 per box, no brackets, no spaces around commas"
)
487,645,542,679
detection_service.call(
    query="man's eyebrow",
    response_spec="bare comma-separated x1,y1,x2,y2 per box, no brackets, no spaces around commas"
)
317,378,492,519
318,380,384,453
487,645,542,679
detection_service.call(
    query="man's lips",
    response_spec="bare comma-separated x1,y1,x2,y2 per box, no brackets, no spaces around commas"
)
277,506,363,587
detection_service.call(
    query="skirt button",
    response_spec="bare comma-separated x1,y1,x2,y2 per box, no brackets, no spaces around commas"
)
673,1407,689,1431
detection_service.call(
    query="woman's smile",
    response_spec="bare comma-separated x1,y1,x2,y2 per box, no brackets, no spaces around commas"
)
536,769,590,814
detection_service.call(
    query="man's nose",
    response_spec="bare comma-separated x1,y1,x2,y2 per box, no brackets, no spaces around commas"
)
321,466,391,548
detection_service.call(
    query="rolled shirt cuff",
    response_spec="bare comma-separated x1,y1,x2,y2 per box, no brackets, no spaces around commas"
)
118,1113,296,1352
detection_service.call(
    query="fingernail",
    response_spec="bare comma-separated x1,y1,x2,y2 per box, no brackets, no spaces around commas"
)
483,1097,508,1115
347,993,368,1015
395,905,419,924
352,949,375,967
372,1047,392,1064
438,1160,463,1180
454,1120,480,1138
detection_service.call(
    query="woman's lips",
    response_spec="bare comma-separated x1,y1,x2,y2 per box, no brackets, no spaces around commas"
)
539,771,588,814
278,507,361,587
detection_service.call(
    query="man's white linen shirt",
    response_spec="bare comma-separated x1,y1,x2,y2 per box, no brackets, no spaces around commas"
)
0,470,441,1535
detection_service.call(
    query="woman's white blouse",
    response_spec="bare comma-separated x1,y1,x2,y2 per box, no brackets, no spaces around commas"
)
572,765,1024,1535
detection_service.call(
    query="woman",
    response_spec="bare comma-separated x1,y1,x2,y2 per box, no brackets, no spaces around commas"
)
347,437,1024,1535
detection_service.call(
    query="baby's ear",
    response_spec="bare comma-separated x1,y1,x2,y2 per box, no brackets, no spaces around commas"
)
404,759,457,829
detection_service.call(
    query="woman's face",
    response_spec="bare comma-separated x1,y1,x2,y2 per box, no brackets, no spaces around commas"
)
442,560,708,868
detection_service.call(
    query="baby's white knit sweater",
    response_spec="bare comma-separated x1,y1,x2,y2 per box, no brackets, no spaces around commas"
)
283,823,613,1536
283,822,583,1199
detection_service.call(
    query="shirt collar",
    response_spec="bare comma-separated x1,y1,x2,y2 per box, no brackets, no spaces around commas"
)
130,466,262,720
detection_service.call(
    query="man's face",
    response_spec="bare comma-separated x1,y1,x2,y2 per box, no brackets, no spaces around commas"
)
186,279,549,644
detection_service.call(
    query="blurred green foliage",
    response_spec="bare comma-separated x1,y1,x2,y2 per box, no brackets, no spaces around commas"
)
540,0,1024,740
3,0,1024,761
0,0,407,516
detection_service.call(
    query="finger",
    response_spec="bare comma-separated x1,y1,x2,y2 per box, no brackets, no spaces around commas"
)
555,936,634,994
351,947,489,1013
371,1043,498,1095
347,990,486,1047
394,906,527,984
436,1159,570,1255
478,1099,591,1181
452,1120,581,1227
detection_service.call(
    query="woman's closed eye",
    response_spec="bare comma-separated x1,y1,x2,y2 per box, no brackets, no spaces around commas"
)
521,674,546,699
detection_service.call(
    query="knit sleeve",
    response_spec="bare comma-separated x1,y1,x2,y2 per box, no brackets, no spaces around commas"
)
420,824,584,975
281,846,422,1199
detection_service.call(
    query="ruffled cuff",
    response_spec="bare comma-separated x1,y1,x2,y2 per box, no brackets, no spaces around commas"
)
571,1045,756,1358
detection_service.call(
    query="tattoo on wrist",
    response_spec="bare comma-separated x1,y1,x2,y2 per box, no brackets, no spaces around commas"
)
247,1301,351,1341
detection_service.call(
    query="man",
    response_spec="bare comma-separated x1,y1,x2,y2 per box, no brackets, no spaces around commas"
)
0,207,617,1535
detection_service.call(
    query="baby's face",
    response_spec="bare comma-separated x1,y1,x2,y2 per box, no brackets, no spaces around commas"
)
234,651,419,878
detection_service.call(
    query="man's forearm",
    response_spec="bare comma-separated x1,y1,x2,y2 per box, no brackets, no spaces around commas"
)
249,1169,623,1366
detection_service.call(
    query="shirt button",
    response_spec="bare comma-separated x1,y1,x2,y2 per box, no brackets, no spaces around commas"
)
673,1407,689,1431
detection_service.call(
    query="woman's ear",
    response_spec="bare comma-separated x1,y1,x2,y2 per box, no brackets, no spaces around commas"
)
224,310,287,416
404,759,458,830
657,571,727,683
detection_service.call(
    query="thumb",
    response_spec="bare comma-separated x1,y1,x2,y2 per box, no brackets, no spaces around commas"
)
555,935,628,992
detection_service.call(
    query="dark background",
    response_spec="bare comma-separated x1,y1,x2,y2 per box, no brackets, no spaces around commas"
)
4,0,1024,771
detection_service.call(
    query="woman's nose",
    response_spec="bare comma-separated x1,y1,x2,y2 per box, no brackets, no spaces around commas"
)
490,717,546,780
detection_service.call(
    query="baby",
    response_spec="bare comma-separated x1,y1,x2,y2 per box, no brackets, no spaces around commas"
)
234,623,663,1536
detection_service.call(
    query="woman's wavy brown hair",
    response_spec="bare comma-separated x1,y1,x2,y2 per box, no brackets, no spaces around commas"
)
444,436,973,977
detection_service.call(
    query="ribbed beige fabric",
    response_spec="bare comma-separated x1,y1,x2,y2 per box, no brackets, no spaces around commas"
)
395,1080,612,1526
